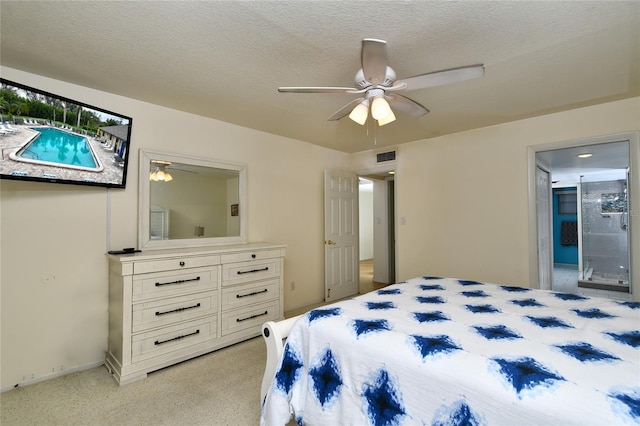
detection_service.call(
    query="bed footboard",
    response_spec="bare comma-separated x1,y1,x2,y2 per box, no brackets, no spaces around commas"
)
260,315,302,405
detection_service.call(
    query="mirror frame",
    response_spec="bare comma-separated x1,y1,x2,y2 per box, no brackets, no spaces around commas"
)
138,149,247,249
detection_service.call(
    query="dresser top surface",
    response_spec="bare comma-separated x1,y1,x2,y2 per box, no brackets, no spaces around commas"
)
108,242,286,263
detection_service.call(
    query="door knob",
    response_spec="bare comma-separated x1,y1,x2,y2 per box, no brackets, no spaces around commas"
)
325,240,336,245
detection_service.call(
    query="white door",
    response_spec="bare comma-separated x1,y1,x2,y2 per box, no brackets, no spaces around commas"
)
325,169,359,302
536,165,553,290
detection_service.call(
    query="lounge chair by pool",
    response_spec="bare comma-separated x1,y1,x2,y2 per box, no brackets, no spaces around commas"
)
0,124,19,133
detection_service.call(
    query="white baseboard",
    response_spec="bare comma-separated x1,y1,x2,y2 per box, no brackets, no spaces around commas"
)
1,360,105,393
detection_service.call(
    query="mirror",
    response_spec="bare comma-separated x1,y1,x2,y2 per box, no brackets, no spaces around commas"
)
138,149,247,249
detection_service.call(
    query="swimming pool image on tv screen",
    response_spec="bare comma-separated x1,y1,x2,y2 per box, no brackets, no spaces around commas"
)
0,77,132,188
11,127,103,172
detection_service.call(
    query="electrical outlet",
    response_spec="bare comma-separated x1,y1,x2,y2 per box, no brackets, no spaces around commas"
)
290,281,295,291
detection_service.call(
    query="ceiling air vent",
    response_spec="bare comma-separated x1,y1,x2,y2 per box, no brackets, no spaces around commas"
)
376,150,396,163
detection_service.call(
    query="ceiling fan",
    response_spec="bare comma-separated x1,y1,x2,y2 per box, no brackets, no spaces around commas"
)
279,39,484,126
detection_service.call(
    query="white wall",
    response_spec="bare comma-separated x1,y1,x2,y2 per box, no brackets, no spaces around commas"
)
358,186,373,260
372,179,390,283
352,97,640,293
0,67,349,390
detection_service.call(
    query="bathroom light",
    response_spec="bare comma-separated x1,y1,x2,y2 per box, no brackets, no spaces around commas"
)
577,153,593,158
349,100,369,125
377,109,396,126
371,96,391,120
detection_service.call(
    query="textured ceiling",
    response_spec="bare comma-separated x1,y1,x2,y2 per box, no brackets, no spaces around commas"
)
1,1,638,153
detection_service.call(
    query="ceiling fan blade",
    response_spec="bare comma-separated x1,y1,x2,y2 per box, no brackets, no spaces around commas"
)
278,86,358,93
395,64,485,91
361,39,388,86
387,94,429,117
328,98,366,121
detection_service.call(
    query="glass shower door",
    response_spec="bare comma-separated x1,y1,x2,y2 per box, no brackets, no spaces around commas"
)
579,170,630,290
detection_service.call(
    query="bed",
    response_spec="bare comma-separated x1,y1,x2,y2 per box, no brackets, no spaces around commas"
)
260,276,639,425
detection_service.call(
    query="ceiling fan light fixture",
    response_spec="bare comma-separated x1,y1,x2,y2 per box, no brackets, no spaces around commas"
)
150,165,172,182
278,39,484,134
371,96,391,120
377,108,396,126
349,100,369,125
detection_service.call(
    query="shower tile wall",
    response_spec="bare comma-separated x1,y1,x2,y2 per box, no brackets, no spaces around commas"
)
581,180,629,284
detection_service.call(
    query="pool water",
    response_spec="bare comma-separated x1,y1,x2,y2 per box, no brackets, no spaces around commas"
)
18,127,98,169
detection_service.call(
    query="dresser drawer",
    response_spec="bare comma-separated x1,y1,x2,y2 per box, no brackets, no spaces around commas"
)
220,249,282,264
221,259,281,286
131,316,217,363
133,255,220,274
220,300,280,336
132,267,217,302
221,278,279,311
132,291,218,333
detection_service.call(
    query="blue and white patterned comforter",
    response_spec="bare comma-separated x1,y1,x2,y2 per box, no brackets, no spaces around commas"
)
261,277,640,425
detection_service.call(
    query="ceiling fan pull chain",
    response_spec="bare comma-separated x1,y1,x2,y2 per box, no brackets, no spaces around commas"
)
373,120,377,146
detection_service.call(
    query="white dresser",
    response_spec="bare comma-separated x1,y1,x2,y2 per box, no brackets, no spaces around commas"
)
106,242,285,385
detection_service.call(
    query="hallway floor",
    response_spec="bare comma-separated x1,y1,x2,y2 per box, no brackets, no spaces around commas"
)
358,258,388,294
553,264,632,301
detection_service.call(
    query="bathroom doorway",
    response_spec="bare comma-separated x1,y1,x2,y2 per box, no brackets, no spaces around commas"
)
534,138,633,299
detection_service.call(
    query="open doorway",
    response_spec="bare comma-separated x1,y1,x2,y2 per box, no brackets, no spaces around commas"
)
534,139,633,301
358,172,395,294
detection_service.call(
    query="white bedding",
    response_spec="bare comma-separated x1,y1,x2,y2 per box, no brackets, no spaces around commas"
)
261,276,640,425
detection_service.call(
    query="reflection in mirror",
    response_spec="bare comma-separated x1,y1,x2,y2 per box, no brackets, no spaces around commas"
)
139,150,247,249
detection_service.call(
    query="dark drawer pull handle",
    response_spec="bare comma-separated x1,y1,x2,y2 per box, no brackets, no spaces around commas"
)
236,311,268,323
156,303,201,316
237,267,269,275
154,329,200,346
236,289,268,299
179,261,186,267
155,276,200,287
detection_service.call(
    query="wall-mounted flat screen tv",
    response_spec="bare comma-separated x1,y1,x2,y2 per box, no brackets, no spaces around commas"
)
0,78,132,189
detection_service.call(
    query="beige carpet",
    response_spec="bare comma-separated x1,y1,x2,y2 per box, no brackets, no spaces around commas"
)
1,337,265,426
1,262,388,425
